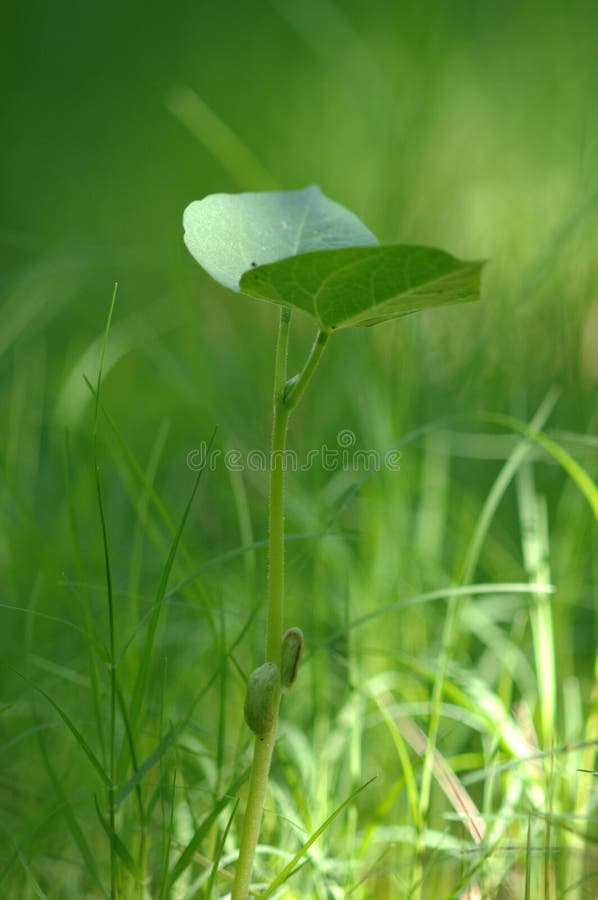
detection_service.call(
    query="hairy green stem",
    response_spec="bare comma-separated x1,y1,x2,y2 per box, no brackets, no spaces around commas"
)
265,408,290,667
232,312,328,899
231,722,279,900
285,328,329,411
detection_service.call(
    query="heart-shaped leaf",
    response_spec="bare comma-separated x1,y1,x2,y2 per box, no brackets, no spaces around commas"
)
183,184,378,292
239,244,485,330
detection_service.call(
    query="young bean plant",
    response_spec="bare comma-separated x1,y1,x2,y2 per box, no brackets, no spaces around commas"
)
183,185,484,898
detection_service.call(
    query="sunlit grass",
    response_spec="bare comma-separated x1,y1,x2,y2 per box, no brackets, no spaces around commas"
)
3,362,596,896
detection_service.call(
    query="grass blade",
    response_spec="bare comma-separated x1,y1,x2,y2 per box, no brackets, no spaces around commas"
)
93,284,119,900
260,776,376,898
480,412,598,523
36,731,108,897
94,794,140,879
18,672,110,787
157,770,177,900
205,798,239,898
115,722,179,807
128,427,216,728
165,767,250,893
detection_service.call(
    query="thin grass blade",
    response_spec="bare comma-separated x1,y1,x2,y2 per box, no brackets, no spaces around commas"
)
165,767,250,893
205,798,239,898
129,428,216,727
260,776,376,898
94,794,140,879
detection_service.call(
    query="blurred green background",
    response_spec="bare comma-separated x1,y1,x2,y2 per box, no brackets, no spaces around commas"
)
2,0,597,895
2,0,596,558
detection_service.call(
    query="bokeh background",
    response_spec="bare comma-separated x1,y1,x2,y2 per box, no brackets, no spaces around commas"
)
2,0,597,896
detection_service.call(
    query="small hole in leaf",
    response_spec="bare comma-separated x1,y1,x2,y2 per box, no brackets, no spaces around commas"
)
250,261,257,267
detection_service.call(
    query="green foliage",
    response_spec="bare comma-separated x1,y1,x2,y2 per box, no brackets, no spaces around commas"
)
184,186,484,329
2,1,598,897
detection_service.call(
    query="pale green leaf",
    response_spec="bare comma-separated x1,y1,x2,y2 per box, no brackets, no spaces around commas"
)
183,184,378,292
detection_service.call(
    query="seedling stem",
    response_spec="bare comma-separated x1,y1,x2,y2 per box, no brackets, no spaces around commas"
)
232,309,328,899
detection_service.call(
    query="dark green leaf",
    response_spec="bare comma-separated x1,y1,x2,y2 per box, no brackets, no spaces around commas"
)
240,244,485,330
